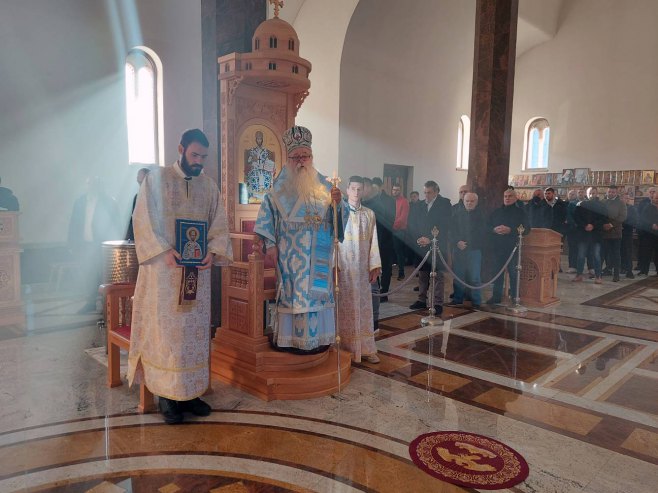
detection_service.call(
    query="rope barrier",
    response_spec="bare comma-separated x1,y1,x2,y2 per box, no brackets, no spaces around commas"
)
372,250,431,297
436,245,518,290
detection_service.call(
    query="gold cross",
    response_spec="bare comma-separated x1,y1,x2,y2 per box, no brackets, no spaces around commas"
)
269,0,284,18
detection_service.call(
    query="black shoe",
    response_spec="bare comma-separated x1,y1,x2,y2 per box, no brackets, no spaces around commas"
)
159,397,184,424
179,397,211,416
602,268,612,276
397,275,405,281
446,301,462,307
380,296,389,303
612,276,620,282
486,298,501,305
409,301,427,310
433,305,443,316
471,304,481,309
413,286,419,292
626,273,635,279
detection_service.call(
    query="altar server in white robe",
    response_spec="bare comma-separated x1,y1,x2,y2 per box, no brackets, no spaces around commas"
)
128,129,232,425
337,176,382,363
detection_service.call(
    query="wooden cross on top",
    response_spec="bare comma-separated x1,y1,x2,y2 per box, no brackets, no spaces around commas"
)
269,0,284,18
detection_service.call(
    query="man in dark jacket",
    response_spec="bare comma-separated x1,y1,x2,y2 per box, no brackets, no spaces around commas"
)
601,185,627,282
620,192,638,279
408,180,451,314
487,188,530,305
363,177,396,301
573,187,607,283
636,187,656,275
527,187,567,235
638,192,658,276
449,192,485,308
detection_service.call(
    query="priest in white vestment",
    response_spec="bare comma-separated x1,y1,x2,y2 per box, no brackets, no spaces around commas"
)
337,176,382,364
128,129,232,424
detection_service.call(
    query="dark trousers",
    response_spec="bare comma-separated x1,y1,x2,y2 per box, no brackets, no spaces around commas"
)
603,238,621,278
392,231,407,277
621,231,634,273
577,237,602,277
380,247,393,295
370,279,380,329
452,249,482,305
637,233,652,273
566,230,578,269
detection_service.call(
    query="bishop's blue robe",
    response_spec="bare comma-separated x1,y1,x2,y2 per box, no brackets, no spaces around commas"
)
255,168,346,350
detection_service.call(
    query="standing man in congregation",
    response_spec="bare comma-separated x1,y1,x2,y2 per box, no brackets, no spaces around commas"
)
128,129,233,425
408,180,451,315
487,188,530,305
337,176,381,364
255,126,344,354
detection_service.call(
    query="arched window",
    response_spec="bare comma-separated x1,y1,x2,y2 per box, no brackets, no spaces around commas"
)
292,65,299,74
255,38,260,50
125,48,162,166
523,117,550,170
456,115,470,170
288,39,295,50
269,36,277,48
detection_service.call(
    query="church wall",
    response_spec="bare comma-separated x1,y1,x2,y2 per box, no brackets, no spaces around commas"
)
291,0,358,178
511,0,658,173
0,0,202,248
339,0,476,202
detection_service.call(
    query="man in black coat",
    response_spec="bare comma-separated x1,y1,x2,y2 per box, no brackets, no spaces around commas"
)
638,192,658,276
449,192,485,308
363,177,396,301
527,187,567,235
408,180,451,314
573,187,607,283
636,187,657,275
487,188,530,304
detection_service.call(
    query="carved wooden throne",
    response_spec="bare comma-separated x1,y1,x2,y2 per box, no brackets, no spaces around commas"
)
210,13,351,400
210,233,351,400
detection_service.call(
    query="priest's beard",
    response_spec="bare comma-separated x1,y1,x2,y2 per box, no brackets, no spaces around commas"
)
285,164,329,203
180,149,203,177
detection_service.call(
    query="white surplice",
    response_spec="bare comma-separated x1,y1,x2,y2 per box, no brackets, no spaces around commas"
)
128,163,232,401
337,204,381,362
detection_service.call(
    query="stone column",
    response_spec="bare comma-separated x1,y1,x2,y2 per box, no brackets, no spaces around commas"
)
467,0,519,212
202,0,265,328
201,0,266,184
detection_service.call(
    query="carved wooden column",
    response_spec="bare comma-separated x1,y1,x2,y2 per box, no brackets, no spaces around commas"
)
467,0,519,213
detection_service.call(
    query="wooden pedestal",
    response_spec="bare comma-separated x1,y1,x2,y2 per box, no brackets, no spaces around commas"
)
211,233,351,401
520,228,562,307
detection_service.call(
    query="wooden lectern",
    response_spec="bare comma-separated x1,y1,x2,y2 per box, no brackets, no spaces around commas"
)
0,212,25,329
520,228,562,307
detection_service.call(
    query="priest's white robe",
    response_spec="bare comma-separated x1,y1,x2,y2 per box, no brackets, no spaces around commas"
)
337,204,381,362
128,163,232,401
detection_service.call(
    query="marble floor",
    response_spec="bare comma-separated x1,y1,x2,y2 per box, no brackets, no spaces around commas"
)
1,263,657,492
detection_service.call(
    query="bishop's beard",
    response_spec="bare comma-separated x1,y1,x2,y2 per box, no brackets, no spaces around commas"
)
284,164,329,203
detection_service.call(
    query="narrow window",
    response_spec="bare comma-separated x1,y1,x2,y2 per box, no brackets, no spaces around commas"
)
255,38,260,50
292,65,298,74
456,115,470,170
268,62,277,70
125,48,161,165
288,39,295,50
269,36,277,48
523,118,550,170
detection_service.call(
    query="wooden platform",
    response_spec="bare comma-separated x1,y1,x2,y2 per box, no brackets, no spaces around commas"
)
211,332,351,401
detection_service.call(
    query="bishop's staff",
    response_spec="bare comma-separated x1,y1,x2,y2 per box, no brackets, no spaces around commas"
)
327,171,342,393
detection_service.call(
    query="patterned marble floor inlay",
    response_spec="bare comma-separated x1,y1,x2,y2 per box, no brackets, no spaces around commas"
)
4,273,658,493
